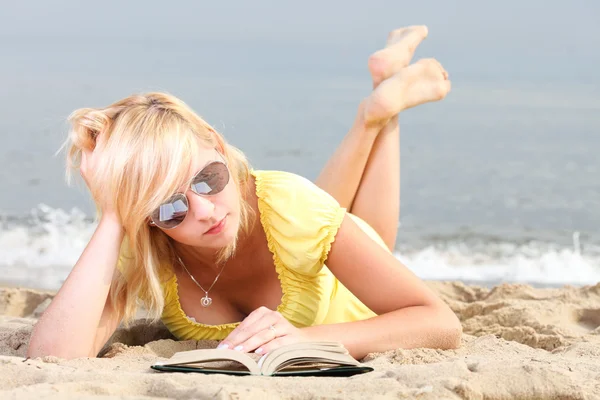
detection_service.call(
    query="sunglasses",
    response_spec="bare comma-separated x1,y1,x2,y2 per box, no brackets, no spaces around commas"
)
150,160,230,229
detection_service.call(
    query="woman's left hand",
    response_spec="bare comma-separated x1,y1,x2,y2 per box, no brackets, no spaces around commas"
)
219,307,310,355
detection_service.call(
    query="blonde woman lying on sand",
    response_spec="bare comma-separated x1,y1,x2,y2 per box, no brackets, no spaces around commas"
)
28,26,461,360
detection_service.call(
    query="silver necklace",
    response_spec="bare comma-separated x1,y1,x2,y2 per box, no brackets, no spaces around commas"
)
176,255,226,307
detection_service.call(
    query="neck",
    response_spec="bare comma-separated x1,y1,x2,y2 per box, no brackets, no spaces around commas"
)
171,222,256,274
172,243,222,272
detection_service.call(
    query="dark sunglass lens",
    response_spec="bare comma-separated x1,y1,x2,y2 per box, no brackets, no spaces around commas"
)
191,162,230,195
151,193,188,229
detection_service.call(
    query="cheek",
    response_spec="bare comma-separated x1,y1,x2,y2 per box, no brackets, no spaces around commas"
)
223,186,242,232
160,227,188,243
223,184,241,213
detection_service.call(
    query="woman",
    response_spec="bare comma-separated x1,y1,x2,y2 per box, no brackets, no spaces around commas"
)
28,26,461,360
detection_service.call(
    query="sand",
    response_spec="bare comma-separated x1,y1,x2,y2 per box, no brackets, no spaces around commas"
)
1,281,600,399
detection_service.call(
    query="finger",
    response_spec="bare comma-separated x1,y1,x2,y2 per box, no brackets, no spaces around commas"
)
255,335,295,355
227,307,269,341
220,319,264,350
228,314,281,351
235,325,280,354
220,307,278,349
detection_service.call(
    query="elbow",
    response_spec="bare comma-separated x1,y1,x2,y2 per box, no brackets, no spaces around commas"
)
27,334,94,360
440,320,463,350
27,342,91,360
27,336,61,359
434,305,463,350
27,329,47,359
26,337,52,359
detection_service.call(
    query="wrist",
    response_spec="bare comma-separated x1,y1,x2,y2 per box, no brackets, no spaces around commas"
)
99,212,123,231
299,325,321,342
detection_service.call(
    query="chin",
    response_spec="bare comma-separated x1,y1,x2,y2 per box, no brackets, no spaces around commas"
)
204,232,236,249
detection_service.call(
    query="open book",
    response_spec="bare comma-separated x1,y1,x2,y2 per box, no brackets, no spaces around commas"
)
151,342,373,377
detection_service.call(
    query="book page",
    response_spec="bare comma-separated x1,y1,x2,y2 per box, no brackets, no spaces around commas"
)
263,342,347,363
154,349,262,375
261,342,359,375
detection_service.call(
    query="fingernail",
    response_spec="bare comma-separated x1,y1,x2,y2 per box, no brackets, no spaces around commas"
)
255,347,264,354
234,345,243,351
217,343,229,350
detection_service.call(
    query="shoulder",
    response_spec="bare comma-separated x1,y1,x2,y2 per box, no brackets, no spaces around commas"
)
251,169,345,229
252,169,330,199
251,169,346,275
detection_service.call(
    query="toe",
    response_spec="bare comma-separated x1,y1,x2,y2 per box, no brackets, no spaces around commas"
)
415,58,447,79
386,25,428,47
430,79,452,101
386,27,410,45
440,79,451,99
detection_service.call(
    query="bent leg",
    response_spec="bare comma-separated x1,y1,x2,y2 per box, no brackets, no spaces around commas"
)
316,26,448,250
314,105,381,210
350,116,399,250
351,56,450,250
315,26,428,210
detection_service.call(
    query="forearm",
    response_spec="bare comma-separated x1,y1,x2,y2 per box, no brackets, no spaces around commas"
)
27,214,124,359
302,304,462,359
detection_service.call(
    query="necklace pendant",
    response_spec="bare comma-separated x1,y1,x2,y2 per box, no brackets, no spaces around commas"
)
200,295,213,307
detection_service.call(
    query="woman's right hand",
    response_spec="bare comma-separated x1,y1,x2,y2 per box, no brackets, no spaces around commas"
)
79,136,118,219
28,138,126,358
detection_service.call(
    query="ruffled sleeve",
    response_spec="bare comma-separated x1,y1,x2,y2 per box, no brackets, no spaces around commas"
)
253,170,346,277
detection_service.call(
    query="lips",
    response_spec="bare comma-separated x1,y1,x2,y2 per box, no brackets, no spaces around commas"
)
205,215,227,235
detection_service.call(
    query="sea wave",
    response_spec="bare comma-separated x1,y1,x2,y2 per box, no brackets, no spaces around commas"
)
395,231,600,286
1,205,599,290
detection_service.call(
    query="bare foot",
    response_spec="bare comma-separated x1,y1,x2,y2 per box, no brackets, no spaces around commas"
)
363,58,451,124
369,26,429,88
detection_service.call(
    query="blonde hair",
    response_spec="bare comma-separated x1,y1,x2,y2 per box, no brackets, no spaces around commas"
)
64,92,254,324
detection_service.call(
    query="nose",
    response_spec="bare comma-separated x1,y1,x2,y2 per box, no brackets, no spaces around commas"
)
186,191,215,221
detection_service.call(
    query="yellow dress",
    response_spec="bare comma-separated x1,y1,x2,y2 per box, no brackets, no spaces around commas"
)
160,170,389,340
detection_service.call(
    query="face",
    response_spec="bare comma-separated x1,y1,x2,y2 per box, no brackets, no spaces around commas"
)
151,145,241,250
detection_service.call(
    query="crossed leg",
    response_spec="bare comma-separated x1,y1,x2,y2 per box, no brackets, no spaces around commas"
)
315,26,450,251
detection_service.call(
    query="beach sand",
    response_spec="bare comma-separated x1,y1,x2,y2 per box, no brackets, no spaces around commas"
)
1,281,599,399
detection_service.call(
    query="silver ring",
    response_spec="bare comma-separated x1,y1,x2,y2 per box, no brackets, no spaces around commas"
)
269,324,276,335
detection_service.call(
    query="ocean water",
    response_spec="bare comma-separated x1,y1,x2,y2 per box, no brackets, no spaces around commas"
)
1,1,600,290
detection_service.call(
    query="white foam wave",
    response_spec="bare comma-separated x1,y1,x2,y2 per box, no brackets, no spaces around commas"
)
396,233,600,286
0,204,95,289
1,205,599,290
